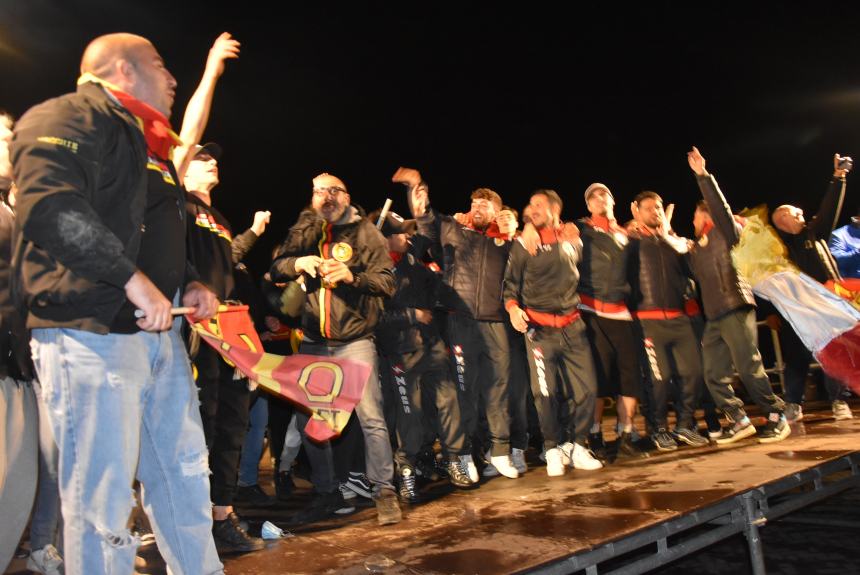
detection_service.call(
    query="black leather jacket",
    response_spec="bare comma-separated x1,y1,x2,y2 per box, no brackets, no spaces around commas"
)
688,174,755,320
416,208,511,322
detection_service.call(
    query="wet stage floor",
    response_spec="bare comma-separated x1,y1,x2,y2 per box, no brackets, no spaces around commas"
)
218,410,860,575
6,407,858,575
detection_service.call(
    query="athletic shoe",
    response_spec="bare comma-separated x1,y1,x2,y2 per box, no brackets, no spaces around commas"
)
758,413,791,444
459,454,479,483
651,429,678,452
616,431,645,457
445,459,476,488
27,545,63,575
511,447,528,474
344,472,373,499
339,483,357,500
715,417,756,445
568,441,603,470
673,427,709,447
784,402,803,423
398,465,420,503
545,447,565,476
212,512,265,553
588,431,608,460
832,400,854,421
485,451,519,478
290,491,355,525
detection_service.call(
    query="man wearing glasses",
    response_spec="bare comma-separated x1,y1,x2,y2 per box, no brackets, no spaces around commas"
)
270,173,401,525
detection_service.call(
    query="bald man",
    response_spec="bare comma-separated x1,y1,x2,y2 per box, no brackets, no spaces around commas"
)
11,34,222,574
270,174,401,525
770,154,854,422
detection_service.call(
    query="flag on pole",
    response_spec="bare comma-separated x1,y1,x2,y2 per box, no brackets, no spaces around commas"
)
188,306,370,441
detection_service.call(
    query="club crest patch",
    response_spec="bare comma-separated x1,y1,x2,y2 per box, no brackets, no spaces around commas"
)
332,242,353,262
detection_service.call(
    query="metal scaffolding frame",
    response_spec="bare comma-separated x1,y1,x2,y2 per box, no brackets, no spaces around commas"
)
531,452,860,575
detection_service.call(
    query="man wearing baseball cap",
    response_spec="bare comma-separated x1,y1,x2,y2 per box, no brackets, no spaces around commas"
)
373,210,476,501
577,183,645,458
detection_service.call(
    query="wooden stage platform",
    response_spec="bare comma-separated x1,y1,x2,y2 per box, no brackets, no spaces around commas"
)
218,410,860,575
6,406,859,575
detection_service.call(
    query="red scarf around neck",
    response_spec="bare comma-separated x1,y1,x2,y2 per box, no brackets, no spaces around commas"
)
78,73,182,159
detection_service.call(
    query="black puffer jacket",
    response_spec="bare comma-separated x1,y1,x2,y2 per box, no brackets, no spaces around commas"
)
416,208,511,322
628,231,693,314
376,252,441,356
271,206,394,343
688,174,755,320
575,219,632,304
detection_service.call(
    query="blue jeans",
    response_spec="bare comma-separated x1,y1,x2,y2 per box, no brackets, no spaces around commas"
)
296,338,394,494
237,393,268,487
30,380,62,552
31,323,223,575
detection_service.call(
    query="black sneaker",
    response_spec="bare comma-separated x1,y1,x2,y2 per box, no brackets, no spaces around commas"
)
398,465,421,503
344,472,373,499
616,431,646,458
234,484,277,507
651,429,678,452
212,512,265,554
758,413,791,444
275,470,295,501
414,455,440,482
672,427,709,447
289,490,355,525
445,459,476,488
588,431,608,460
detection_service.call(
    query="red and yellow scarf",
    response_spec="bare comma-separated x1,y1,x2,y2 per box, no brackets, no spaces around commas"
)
78,73,182,159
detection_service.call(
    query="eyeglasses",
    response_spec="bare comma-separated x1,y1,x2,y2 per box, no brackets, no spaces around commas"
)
313,186,346,197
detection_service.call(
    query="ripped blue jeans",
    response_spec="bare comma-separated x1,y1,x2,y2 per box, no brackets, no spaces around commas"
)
31,322,223,575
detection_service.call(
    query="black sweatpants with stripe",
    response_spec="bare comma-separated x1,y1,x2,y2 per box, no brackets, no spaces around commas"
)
524,319,597,451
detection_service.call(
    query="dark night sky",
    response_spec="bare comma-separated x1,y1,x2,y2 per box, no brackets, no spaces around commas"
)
2,1,860,275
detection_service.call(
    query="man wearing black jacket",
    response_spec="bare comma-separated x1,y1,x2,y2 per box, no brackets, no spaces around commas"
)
184,142,270,552
686,147,789,444
393,166,520,481
374,212,474,501
11,34,221,573
504,190,602,476
770,153,854,422
628,192,709,451
270,173,401,525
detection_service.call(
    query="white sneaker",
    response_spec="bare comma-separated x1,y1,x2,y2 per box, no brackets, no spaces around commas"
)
784,402,803,423
27,545,63,575
832,400,854,420
490,454,520,479
570,442,603,471
544,447,565,476
559,442,575,467
511,448,528,474
459,454,479,483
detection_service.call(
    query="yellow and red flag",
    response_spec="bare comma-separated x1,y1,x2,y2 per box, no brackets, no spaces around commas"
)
188,306,370,441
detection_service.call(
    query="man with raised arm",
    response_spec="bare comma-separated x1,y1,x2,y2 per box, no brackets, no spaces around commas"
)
686,146,789,444
393,166,521,481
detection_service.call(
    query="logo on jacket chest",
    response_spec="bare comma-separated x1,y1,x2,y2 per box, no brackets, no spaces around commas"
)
331,242,353,262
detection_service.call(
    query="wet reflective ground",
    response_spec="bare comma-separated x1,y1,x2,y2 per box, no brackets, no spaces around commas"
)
5,403,859,574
